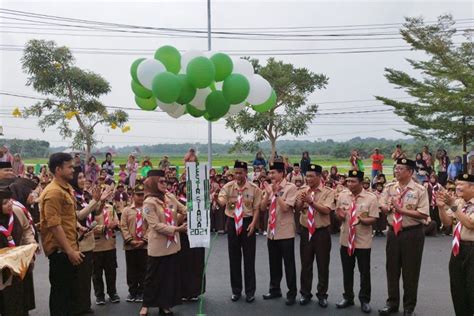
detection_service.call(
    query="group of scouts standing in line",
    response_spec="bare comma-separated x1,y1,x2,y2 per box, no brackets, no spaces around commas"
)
0,152,472,316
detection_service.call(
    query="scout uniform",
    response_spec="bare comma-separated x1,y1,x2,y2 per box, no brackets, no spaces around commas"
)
373,179,387,236
440,173,474,316
287,163,305,185
336,170,379,312
141,169,187,312
113,183,129,221
263,162,298,303
92,203,120,304
379,158,429,315
297,164,336,306
120,184,148,302
218,161,262,301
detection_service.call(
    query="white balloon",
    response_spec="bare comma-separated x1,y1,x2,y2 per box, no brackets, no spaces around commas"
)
168,104,186,118
157,100,178,113
232,58,254,79
189,87,211,110
247,75,272,105
181,50,205,72
214,81,223,90
137,59,166,90
224,102,246,118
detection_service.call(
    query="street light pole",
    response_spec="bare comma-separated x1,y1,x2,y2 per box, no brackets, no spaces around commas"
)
207,0,212,169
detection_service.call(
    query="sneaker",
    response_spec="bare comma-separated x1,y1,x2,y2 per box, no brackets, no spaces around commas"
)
135,294,144,303
126,294,135,302
110,293,120,303
263,231,268,236
96,297,106,305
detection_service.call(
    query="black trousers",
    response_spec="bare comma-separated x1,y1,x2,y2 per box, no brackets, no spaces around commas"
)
73,251,93,314
449,242,474,316
93,249,118,298
340,246,371,303
299,226,331,299
227,216,256,296
48,252,79,316
386,225,425,312
125,249,147,296
211,205,226,232
267,237,297,299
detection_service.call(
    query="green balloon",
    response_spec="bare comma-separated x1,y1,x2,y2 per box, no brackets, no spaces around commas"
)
135,95,157,111
131,80,152,99
130,58,145,83
151,72,182,104
186,57,216,89
222,74,250,104
186,104,206,118
154,45,181,74
210,53,233,81
252,89,277,113
176,74,196,105
204,112,219,122
205,90,230,119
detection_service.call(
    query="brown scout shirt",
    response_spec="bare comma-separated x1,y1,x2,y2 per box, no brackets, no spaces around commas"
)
120,204,149,251
298,185,336,229
267,179,298,240
93,204,119,252
39,179,78,256
287,172,305,185
337,189,380,249
143,193,186,257
12,205,36,246
381,179,429,228
444,197,474,242
218,180,262,218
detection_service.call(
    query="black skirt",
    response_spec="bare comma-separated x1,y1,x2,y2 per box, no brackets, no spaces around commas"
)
179,232,206,298
143,254,182,309
0,275,31,316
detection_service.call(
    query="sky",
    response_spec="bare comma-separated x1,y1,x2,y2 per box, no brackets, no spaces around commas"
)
0,0,472,149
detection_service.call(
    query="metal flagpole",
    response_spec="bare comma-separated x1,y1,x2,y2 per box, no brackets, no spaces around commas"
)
207,0,212,169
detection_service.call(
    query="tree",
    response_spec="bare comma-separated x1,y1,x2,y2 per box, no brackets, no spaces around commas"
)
21,39,128,158
376,15,473,172
226,58,329,159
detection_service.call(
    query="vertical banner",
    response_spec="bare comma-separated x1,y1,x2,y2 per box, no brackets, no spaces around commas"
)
186,162,211,248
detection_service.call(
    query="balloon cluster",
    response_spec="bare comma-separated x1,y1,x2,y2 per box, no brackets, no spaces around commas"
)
130,45,277,120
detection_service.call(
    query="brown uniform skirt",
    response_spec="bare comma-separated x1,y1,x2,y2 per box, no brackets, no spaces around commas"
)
143,253,182,309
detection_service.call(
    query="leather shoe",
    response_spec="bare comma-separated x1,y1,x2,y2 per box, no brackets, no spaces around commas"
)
262,293,282,300
231,294,241,302
318,298,328,308
299,297,311,305
336,298,354,309
361,302,372,313
403,311,414,316
378,305,398,315
285,297,296,306
245,295,255,303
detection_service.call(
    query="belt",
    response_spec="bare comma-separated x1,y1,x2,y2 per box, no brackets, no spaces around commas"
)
460,240,474,246
389,224,422,232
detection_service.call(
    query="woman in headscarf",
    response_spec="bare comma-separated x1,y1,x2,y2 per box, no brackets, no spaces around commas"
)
139,170,187,316
0,189,37,316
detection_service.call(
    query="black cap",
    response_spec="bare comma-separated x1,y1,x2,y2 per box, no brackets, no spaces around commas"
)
457,173,474,183
396,158,416,169
234,160,248,170
147,169,165,177
293,163,300,167
0,162,12,169
269,161,285,171
134,184,145,193
363,177,371,183
307,164,322,173
347,170,364,180
0,190,12,199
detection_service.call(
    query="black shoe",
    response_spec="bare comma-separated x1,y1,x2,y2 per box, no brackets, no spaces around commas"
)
246,295,255,303
361,302,372,313
378,305,398,315
109,293,120,303
299,296,311,305
135,294,144,303
159,309,174,316
285,297,296,306
231,294,241,302
95,297,106,305
263,293,282,300
126,294,136,302
403,311,414,316
336,298,354,309
318,298,328,308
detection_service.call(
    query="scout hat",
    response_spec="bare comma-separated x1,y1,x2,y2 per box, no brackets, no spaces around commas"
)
134,183,145,193
307,164,322,173
457,173,474,183
347,170,364,180
234,160,248,170
269,161,285,171
293,163,300,167
362,177,371,184
396,158,416,169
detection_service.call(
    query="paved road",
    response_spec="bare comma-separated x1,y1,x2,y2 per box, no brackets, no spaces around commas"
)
29,233,455,316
